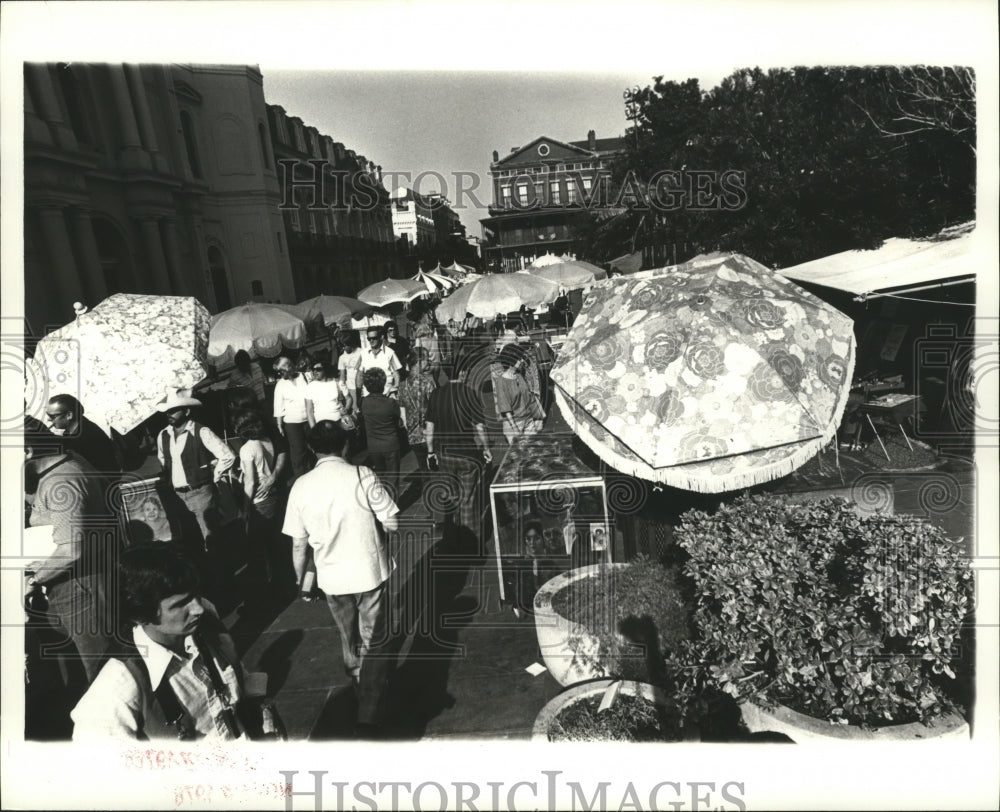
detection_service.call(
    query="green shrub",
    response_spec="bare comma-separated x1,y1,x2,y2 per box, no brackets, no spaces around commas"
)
674,494,973,726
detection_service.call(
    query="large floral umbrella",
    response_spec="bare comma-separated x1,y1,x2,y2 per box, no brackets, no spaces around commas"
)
294,294,373,327
26,293,211,435
525,259,607,289
357,277,426,307
435,271,559,321
551,253,856,492
208,303,308,364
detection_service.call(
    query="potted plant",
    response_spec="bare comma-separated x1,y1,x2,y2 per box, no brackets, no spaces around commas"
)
532,679,687,742
673,494,973,741
533,556,690,687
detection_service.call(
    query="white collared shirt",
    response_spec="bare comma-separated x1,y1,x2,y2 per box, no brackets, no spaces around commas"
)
359,345,401,395
281,456,399,595
156,423,236,489
71,617,245,740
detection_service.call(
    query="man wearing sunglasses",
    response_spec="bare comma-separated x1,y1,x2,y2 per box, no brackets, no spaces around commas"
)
359,326,401,399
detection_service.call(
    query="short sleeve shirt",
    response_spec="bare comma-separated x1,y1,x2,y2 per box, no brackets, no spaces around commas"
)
424,382,485,460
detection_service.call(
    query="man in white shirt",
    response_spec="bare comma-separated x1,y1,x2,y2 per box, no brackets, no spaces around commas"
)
282,420,399,734
359,326,401,398
71,544,262,740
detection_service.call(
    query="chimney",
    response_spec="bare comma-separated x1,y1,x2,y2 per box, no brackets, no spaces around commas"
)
587,129,596,150
492,150,499,162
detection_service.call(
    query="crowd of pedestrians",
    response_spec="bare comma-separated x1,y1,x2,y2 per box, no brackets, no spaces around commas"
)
23,307,553,742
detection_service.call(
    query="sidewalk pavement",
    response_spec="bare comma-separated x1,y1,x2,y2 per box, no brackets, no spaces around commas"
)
229,446,977,742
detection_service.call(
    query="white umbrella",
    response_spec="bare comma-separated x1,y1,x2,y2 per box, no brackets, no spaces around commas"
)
435,272,559,321
528,253,563,268
357,277,426,307
525,260,607,289
294,294,373,327
350,310,392,331
208,303,308,364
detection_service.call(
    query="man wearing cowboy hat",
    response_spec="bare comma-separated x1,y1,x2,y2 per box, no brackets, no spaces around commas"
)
155,390,236,554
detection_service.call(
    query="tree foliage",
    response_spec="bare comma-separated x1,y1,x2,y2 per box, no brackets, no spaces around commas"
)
585,66,976,268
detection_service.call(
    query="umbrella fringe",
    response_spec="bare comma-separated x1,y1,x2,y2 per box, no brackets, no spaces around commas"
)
553,388,845,495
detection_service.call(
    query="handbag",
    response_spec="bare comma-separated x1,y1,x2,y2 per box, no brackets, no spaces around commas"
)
213,473,244,526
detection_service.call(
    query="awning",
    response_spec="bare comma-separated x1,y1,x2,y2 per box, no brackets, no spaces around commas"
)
779,224,976,301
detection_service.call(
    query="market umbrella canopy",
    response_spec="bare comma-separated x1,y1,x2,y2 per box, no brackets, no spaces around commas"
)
525,259,607,289
551,253,856,493
350,310,392,330
357,277,426,307
528,253,563,268
208,302,308,364
26,293,211,435
435,271,559,321
412,270,458,293
295,294,373,327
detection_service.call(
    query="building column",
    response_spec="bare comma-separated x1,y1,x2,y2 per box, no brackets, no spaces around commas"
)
24,64,78,150
138,217,172,294
108,65,151,170
160,219,187,293
23,78,54,145
37,207,86,313
67,209,108,305
124,65,169,174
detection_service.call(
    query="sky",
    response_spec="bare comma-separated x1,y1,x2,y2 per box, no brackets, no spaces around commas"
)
257,69,699,238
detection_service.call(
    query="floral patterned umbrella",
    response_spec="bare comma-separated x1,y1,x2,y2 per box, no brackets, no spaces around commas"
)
550,253,856,492
26,293,211,435
208,302,308,364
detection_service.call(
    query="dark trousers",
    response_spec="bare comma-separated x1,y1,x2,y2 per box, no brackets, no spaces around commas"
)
283,420,313,479
367,448,401,502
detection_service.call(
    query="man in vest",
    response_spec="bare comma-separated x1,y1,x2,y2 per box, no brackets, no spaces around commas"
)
71,544,264,740
156,389,236,549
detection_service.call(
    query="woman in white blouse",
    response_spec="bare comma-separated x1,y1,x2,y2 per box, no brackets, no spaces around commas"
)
272,354,312,478
305,361,353,427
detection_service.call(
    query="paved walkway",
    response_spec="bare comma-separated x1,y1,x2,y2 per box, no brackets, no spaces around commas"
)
230,447,977,741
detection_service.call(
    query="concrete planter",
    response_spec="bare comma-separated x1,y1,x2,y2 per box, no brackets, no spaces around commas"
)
740,700,969,742
532,679,684,742
533,563,629,687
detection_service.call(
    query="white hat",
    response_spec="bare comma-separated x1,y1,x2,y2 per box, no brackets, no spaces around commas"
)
156,388,202,412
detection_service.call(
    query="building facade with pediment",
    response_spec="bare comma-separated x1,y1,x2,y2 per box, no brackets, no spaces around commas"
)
23,63,296,335
479,130,624,272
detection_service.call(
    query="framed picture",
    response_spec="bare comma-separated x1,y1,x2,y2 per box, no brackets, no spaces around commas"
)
589,522,610,552
119,476,173,544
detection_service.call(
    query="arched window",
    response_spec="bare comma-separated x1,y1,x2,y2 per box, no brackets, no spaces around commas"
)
180,110,202,178
258,122,271,170
207,245,232,311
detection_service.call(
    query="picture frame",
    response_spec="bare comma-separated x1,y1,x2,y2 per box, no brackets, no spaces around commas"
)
118,475,173,544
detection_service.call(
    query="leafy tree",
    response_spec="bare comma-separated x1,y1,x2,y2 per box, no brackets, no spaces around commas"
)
588,66,975,268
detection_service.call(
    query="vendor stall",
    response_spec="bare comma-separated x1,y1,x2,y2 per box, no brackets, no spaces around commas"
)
489,432,610,615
